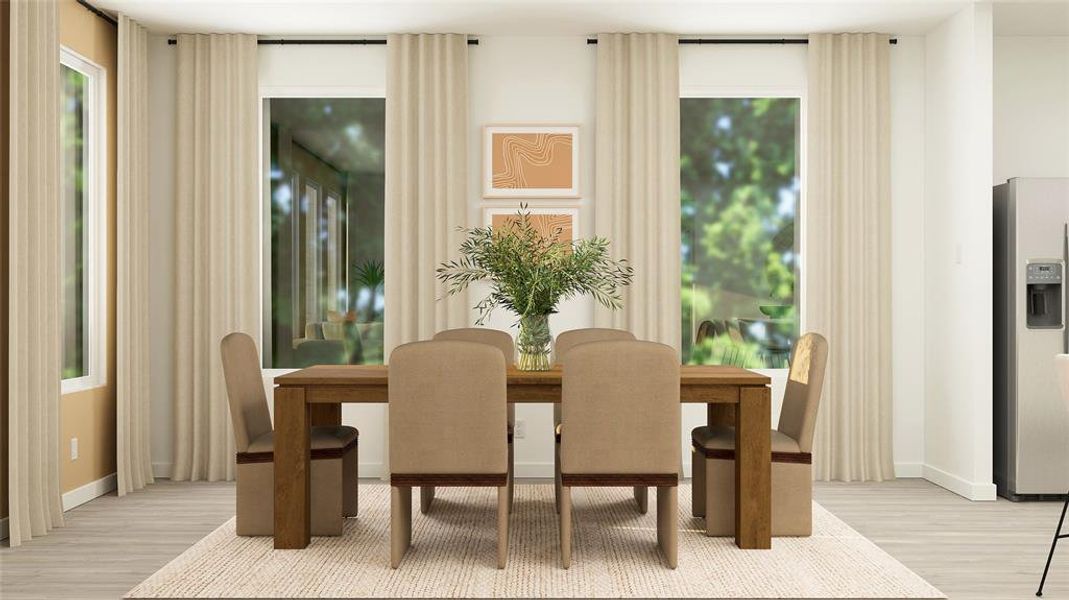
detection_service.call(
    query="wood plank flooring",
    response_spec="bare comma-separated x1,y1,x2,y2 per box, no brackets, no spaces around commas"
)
0,478,1065,599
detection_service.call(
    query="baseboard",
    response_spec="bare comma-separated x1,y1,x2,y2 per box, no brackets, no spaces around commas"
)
62,473,117,511
894,462,925,478
153,462,173,479
0,516,8,541
923,464,997,501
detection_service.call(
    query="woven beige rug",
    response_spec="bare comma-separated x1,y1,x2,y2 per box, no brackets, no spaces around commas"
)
127,483,943,598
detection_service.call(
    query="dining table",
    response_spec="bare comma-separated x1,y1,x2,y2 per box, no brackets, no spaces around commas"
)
271,364,772,551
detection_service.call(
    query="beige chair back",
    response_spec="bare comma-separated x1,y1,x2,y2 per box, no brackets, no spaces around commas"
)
434,327,515,365
389,341,508,475
776,332,829,453
560,341,680,474
554,328,636,362
220,332,273,453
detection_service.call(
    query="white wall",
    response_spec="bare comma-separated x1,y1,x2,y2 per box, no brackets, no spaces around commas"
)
148,34,177,477
889,36,928,478
923,4,996,500
146,34,932,481
994,36,1069,183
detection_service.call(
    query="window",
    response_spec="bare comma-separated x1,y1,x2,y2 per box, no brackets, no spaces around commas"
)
60,48,106,392
263,97,385,368
681,97,801,368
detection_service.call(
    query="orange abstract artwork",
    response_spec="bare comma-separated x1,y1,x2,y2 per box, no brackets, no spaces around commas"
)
489,131,575,192
491,213,574,244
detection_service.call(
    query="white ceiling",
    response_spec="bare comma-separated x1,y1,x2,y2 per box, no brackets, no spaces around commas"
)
94,0,985,36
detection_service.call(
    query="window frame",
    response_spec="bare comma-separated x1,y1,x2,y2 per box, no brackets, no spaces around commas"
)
59,46,108,394
259,85,385,378
678,85,808,369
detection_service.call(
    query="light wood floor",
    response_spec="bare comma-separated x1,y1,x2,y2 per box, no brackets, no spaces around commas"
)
0,479,1065,599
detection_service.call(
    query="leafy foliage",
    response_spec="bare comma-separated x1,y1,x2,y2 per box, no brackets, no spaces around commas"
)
681,98,800,367
437,207,634,325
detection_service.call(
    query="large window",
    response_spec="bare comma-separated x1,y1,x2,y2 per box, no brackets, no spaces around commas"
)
263,97,385,368
60,48,106,391
681,97,801,368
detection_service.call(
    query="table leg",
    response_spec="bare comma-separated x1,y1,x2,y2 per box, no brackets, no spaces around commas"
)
309,403,341,426
274,386,311,549
735,385,771,549
707,403,736,428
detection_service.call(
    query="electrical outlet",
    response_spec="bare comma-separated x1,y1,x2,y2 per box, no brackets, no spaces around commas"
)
514,420,527,439
70,437,79,461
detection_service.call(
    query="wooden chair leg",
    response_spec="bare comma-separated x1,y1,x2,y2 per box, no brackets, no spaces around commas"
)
391,486,412,569
420,485,435,514
559,485,572,569
691,447,706,518
657,486,678,569
634,486,649,514
497,485,510,569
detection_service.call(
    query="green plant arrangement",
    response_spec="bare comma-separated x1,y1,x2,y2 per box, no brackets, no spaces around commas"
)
436,206,634,370
353,259,385,323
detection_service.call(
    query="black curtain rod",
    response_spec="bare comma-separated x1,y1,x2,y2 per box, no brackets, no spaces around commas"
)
167,38,479,46
76,0,118,27
586,37,897,45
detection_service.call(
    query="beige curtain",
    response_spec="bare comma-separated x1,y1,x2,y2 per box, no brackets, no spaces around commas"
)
116,14,154,496
383,34,470,474
593,33,681,352
807,33,894,482
8,0,64,546
172,34,259,482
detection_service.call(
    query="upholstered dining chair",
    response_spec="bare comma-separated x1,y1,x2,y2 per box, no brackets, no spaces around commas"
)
691,332,828,537
552,328,639,513
558,340,680,569
388,340,511,569
219,332,359,536
1036,354,1069,597
432,328,516,512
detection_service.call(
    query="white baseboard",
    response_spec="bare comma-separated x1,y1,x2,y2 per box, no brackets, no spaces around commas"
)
0,516,8,541
923,463,997,501
62,473,117,511
894,462,925,478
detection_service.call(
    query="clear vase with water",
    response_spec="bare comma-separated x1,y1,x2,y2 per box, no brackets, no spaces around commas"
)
517,313,552,371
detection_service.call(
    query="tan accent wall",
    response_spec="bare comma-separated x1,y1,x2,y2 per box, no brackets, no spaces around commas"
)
58,0,117,494
1,0,11,521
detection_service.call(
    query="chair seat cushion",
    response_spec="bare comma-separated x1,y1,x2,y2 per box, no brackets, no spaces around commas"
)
247,425,359,454
691,425,801,454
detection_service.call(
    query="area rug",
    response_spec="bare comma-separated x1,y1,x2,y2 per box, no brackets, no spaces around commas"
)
126,483,943,598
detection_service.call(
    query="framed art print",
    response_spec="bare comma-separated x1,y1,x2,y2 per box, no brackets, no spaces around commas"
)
483,125,579,198
483,205,580,244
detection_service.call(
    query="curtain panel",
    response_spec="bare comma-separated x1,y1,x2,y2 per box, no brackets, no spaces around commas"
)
593,33,682,352
8,0,64,546
172,34,259,482
806,33,895,482
383,33,470,474
116,14,154,495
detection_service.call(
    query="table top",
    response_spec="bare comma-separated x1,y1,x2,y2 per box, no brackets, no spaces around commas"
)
274,364,770,387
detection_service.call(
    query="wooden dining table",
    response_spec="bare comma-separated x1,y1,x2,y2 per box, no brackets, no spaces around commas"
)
272,364,772,551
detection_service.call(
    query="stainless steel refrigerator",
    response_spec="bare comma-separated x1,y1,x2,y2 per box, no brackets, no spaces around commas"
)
994,177,1069,500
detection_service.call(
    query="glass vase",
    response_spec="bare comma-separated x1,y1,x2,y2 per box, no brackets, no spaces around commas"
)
517,313,552,371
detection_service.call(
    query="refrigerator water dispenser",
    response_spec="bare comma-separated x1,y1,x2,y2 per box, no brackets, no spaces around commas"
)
1026,261,1063,329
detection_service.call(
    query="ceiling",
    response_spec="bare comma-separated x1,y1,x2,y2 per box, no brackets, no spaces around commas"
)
94,0,989,36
